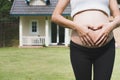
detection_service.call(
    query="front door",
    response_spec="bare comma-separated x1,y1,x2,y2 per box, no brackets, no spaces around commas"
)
51,22,65,45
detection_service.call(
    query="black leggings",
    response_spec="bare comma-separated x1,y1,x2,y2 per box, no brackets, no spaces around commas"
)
70,38,115,80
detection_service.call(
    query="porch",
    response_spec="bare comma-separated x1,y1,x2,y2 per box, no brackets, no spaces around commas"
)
22,36,45,46
19,16,70,47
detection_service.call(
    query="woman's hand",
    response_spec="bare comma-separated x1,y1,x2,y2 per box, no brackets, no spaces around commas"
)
75,25,94,46
94,23,114,47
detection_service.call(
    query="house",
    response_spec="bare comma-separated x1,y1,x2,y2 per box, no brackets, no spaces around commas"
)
10,0,71,47
10,0,120,47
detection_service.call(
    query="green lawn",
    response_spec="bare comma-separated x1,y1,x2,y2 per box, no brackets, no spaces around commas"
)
0,47,119,80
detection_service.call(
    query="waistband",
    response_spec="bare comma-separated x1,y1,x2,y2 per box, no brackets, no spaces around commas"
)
70,38,115,52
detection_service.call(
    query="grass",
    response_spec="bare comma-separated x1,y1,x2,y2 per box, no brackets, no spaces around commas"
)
112,48,120,80
0,47,120,80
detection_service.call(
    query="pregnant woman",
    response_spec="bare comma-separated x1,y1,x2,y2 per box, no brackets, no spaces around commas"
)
52,0,120,80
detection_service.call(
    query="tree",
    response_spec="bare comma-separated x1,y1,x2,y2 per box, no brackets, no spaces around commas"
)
0,0,13,18
117,0,120,4
0,0,19,47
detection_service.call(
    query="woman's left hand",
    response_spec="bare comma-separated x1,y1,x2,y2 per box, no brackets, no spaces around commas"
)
94,23,113,47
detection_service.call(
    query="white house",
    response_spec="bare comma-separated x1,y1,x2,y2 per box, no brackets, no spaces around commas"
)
10,0,71,47
10,0,120,47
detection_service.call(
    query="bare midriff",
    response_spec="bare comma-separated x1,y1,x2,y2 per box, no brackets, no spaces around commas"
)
71,10,113,47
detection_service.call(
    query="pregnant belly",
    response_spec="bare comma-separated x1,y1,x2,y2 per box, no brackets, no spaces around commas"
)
71,10,113,47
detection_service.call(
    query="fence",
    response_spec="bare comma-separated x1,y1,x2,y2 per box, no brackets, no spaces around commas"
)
0,17,19,47
22,36,45,46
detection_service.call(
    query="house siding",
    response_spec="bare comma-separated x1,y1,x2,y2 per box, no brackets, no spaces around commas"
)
21,16,46,36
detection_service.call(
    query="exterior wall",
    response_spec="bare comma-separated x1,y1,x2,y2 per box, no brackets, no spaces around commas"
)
19,16,46,46
19,16,71,47
21,16,45,37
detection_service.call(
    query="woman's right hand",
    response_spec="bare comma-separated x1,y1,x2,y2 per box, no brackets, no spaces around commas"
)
75,25,94,47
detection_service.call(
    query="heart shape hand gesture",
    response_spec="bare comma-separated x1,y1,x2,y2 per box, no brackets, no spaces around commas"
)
76,23,113,47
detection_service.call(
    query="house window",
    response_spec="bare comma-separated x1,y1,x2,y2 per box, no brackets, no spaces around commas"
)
30,20,39,34
44,0,50,5
25,0,50,6
32,21,37,32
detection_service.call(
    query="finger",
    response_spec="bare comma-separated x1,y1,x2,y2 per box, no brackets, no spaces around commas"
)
95,34,107,46
95,35,105,45
95,33,104,44
88,25,94,30
84,34,95,47
96,24,103,29
97,36,108,47
96,35,108,46
86,34,94,46
80,37,86,46
82,36,90,46
85,35,94,46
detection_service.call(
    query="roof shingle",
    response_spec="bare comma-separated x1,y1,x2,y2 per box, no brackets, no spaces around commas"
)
10,0,71,16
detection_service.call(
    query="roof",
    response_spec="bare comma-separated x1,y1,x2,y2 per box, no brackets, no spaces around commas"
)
10,0,71,16
10,0,120,16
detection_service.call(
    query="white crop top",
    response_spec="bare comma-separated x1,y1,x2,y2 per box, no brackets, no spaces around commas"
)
70,0,110,17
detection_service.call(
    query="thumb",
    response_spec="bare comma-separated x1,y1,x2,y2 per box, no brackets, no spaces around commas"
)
91,24,103,30
96,24,103,29
88,25,94,29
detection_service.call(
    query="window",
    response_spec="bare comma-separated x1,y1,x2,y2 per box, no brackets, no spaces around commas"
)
30,20,39,34
30,0,46,6
44,0,50,5
25,0,50,6
32,21,37,32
